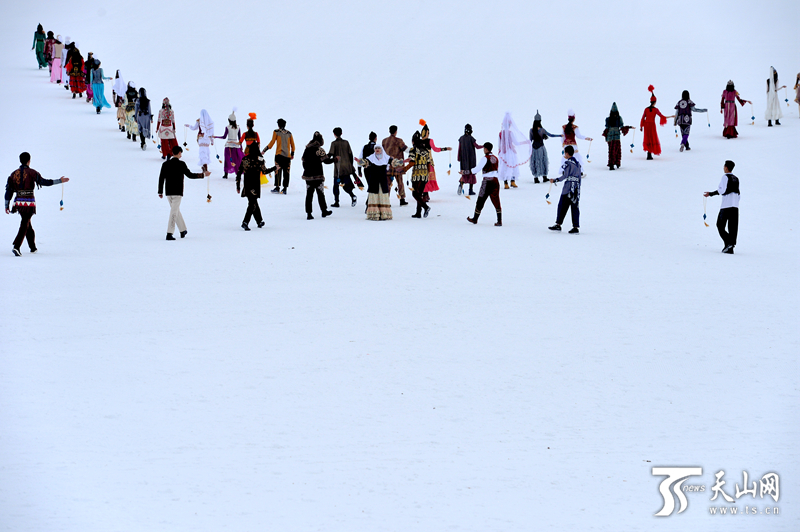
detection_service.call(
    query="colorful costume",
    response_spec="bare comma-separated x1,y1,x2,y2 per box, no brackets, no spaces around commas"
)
66,49,86,95
467,151,502,226
674,93,707,150
497,112,532,186
640,86,668,158
124,83,139,137
49,38,64,83
156,98,178,159
602,103,630,169
188,110,214,169
529,111,559,182
765,66,783,124
32,26,47,68
215,110,244,176
89,63,111,112
363,148,394,221
721,81,747,138
5,163,65,254
457,124,481,194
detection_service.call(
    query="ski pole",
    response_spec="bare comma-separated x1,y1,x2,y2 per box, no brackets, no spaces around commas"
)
545,180,553,204
630,129,635,153
703,196,709,227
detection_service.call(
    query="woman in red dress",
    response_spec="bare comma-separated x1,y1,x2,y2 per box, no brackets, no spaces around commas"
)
640,85,674,160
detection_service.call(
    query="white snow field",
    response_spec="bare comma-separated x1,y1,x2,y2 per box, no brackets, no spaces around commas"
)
1,1,798,531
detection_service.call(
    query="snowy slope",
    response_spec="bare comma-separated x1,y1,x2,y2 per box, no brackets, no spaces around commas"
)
1,1,798,531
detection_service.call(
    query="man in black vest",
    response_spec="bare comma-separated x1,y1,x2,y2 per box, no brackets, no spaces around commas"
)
704,160,740,254
467,143,503,226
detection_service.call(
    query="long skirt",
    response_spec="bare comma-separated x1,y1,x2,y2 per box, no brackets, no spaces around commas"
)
424,165,439,192
529,146,549,178
117,106,126,126
722,126,739,139
137,115,152,139
92,83,111,109
499,159,519,180
160,138,178,158
50,58,62,82
607,140,621,167
197,145,211,167
459,172,477,185
69,74,86,94
85,82,93,100
224,147,244,174
366,191,392,220
35,43,47,68
125,109,139,135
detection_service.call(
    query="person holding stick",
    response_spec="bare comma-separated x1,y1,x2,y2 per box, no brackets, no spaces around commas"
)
720,81,750,139
765,66,785,126
548,146,582,234
703,160,740,254
466,142,502,227
5,152,69,256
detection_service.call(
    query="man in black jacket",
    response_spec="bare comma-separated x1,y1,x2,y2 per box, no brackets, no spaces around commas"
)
301,132,335,220
158,146,210,240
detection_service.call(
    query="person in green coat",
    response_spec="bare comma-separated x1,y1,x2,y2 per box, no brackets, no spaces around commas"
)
32,24,47,69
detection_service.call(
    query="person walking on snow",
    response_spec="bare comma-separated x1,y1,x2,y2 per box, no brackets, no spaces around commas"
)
529,110,560,183
640,85,673,160
358,132,378,190
328,127,358,208
113,71,127,131
135,88,153,150
83,52,95,103
765,66,785,126
89,59,112,114
497,112,532,189
49,35,64,84
124,82,139,141
241,114,260,156
560,110,593,165
66,44,86,99
548,146,582,234
301,132,335,220
404,129,433,219
5,152,69,256
156,98,178,160
602,103,630,170
186,110,214,173
418,120,451,198
703,160,740,254
44,31,55,73
720,81,750,139
265,118,295,194
466,142,503,226
213,109,244,179
356,145,396,221
32,24,47,69
382,125,408,205
457,124,482,195
674,90,707,151
236,141,276,230
158,146,210,240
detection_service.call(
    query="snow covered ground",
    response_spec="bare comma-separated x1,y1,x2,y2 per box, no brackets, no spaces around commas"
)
1,1,798,531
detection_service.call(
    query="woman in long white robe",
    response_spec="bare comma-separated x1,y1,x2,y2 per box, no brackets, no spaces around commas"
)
765,66,786,125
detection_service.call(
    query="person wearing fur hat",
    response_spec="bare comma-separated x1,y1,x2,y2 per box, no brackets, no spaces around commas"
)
529,111,560,183
89,59,112,114
156,98,178,160
720,81,750,139
602,103,630,170
457,124,482,195
328,128,358,208
135,88,153,150
640,85,673,160
65,44,86,99
674,90,707,151
236,141,276,230
213,109,244,179
382,125,408,205
265,118,295,194
124,82,139,141
765,67,785,126
186,110,214,172
417,120,451,197
466,142,503,226
49,35,64,84
560,110,592,165
301,132,335,219
32,24,47,69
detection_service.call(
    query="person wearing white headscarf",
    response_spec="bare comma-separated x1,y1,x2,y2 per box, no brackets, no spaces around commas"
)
765,66,785,126
112,70,127,132
186,110,214,171
61,37,71,90
497,112,532,189
359,144,396,221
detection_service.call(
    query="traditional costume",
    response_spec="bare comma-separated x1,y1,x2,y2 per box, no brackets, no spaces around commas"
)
236,143,276,230
674,91,707,151
124,82,139,139
602,103,630,170
549,153,583,233
640,86,669,159
32,25,47,68
5,161,66,255
112,70,127,131
89,61,111,113
44,32,55,72
765,66,783,125
363,147,394,221
156,98,178,160
382,130,408,204
497,112,532,188
529,111,559,183
466,149,502,226
214,109,244,177
457,124,481,195
300,132,335,219
418,121,449,194
49,36,64,83
135,88,153,149
561,110,589,162
188,110,214,170
66,46,86,96
407,130,432,218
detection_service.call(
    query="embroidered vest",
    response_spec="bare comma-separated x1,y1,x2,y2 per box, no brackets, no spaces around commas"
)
483,154,499,173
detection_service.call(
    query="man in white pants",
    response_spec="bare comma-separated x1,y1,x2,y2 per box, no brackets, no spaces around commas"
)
158,146,209,240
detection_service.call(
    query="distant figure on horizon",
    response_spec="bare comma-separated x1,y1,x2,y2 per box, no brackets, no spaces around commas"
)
5,152,69,256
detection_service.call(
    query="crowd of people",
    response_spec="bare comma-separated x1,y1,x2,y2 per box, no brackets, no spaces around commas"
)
8,24,800,255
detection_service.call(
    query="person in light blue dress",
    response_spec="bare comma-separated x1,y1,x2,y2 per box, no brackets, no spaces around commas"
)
89,59,112,114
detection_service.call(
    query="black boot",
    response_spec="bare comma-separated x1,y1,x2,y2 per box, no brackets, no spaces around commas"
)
132,134,137,142
768,120,773,127
166,233,176,240
467,212,479,224
542,176,549,182
495,213,502,227
776,120,781,125
646,152,653,160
